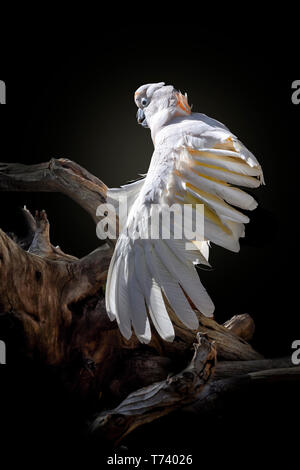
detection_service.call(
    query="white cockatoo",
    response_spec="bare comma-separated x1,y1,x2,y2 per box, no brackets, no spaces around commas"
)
106,82,264,343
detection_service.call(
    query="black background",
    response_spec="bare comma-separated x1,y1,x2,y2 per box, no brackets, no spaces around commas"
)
0,14,299,468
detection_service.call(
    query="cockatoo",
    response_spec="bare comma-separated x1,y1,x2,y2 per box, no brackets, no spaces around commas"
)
106,82,264,343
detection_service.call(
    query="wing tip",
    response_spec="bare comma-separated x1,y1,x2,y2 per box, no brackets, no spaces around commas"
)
163,332,176,342
202,310,215,318
200,303,215,318
120,327,133,341
106,307,117,321
138,336,152,344
187,317,200,330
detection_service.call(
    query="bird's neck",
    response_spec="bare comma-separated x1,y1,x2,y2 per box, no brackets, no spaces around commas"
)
149,109,176,144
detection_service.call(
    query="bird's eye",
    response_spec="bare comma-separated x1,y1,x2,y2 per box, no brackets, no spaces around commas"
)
141,97,148,107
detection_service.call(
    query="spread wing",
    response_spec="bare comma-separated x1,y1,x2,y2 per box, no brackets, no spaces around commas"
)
105,117,264,343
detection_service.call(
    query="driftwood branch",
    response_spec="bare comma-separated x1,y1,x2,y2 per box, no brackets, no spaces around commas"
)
90,340,300,446
0,157,299,445
184,365,300,419
0,223,113,363
213,356,294,379
223,313,255,341
89,333,217,445
0,158,107,225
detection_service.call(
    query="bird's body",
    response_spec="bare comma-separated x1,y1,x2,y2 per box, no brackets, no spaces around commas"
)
106,83,264,343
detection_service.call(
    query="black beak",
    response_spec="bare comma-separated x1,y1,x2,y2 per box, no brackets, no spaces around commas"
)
136,108,148,127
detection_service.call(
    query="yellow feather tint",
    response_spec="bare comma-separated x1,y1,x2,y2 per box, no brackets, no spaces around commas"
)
193,161,260,185
192,169,230,186
184,183,232,235
214,138,236,151
195,161,242,173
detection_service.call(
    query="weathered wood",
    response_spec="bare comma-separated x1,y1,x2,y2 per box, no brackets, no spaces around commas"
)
28,209,78,261
0,222,113,365
0,159,108,226
223,313,255,341
0,211,260,400
214,357,294,379
90,341,300,445
187,364,300,415
166,305,262,361
89,333,216,445
1,157,298,446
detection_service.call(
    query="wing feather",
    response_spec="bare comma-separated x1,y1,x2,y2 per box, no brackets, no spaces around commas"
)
145,243,199,329
105,114,264,343
154,240,215,316
135,243,175,342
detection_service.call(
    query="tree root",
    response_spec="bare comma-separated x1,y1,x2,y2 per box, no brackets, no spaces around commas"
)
1,158,299,445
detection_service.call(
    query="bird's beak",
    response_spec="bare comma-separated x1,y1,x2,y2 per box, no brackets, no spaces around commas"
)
136,108,148,127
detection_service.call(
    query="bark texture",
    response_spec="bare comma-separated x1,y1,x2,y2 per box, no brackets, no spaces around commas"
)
0,158,299,445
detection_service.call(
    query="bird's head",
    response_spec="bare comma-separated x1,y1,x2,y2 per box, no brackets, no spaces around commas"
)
134,82,191,137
